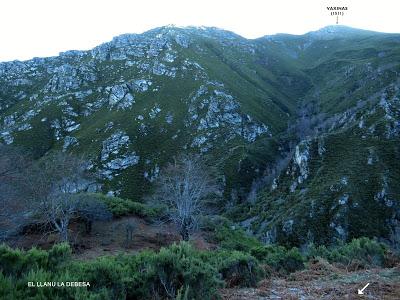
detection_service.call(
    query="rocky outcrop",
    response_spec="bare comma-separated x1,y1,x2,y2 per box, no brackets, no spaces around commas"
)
0,25,398,232
99,131,139,180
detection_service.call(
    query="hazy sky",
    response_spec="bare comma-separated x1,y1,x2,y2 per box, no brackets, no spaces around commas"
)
0,0,399,62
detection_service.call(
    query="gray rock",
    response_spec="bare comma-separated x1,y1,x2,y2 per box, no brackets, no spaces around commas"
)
1,131,13,144
149,105,161,119
110,50,127,61
175,34,190,48
294,141,310,183
131,79,152,92
107,84,135,109
63,136,78,151
105,153,139,170
152,62,167,75
165,112,174,124
101,131,131,161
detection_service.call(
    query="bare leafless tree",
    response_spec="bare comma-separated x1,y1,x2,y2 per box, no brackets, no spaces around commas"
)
27,153,101,242
0,145,31,240
75,194,112,234
152,154,219,241
0,146,108,243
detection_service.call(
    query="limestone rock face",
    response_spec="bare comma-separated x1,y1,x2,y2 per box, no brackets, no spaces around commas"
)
186,83,270,152
1,25,399,244
106,84,135,110
99,131,139,180
101,131,131,162
294,141,310,184
45,63,96,93
251,83,400,246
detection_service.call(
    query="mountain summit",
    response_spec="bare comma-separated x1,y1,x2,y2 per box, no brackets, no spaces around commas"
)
306,25,377,38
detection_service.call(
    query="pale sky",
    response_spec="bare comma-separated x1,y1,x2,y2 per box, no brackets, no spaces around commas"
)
0,0,399,62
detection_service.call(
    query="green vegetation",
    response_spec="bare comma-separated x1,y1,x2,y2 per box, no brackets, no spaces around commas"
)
91,193,162,218
212,226,263,252
0,242,259,299
251,113,400,246
306,237,388,267
1,25,400,298
1,237,396,299
251,245,304,274
1,27,399,244
209,224,396,274
211,225,304,274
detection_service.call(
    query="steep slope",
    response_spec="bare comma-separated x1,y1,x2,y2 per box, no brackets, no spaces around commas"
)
250,85,400,246
0,26,307,201
246,26,400,246
1,25,399,246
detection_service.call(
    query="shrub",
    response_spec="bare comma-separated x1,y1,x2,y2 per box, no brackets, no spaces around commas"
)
304,243,330,260
212,226,263,252
48,242,72,268
306,238,387,267
0,272,17,299
0,245,48,276
125,242,222,300
250,245,304,274
70,257,127,299
199,215,232,234
330,238,386,267
92,193,160,218
0,243,72,277
283,248,305,273
0,242,265,299
207,250,264,287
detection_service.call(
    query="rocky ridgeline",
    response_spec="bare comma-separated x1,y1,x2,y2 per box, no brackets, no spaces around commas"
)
1,26,399,243
0,26,270,195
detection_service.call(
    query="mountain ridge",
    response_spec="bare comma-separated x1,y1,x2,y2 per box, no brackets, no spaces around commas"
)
1,24,399,247
1,25,395,64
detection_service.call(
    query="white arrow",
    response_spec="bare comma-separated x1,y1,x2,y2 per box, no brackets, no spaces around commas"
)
358,283,370,295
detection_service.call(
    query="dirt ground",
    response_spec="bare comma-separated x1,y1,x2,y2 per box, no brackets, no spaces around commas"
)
7,216,215,259
221,262,400,299
6,219,400,299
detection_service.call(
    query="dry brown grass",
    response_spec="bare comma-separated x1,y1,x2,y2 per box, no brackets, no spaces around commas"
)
221,261,400,299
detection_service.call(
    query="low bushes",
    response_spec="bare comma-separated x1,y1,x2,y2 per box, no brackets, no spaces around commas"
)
205,250,264,287
211,225,263,252
0,243,71,277
306,237,388,267
0,235,395,299
90,193,161,218
212,224,395,275
251,245,304,274
124,242,222,299
0,241,261,299
212,225,304,274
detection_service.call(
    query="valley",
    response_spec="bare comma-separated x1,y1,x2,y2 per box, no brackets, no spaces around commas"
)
1,25,399,299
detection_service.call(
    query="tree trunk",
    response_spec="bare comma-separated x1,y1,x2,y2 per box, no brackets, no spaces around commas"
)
180,219,190,241
85,219,92,234
180,228,190,241
60,220,69,243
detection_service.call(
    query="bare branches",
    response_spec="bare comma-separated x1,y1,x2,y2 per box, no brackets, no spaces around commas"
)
152,154,219,241
0,145,32,240
75,193,112,234
26,153,103,243
0,146,109,243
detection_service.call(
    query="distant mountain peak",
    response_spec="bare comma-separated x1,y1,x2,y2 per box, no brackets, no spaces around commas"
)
306,25,378,39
